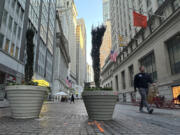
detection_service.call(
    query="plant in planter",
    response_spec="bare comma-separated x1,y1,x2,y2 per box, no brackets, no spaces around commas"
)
82,25,118,120
5,29,47,119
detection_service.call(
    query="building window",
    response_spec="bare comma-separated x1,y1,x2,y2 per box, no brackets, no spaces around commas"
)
115,75,119,91
18,27,21,39
20,9,24,20
140,52,157,81
167,34,180,74
8,16,13,31
16,3,20,15
11,0,16,9
2,10,8,25
158,0,165,6
4,39,10,52
10,43,15,56
0,34,4,49
15,47,19,58
13,22,17,35
121,71,126,89
129,65,134,87
173,0,180,10
147,0,152,7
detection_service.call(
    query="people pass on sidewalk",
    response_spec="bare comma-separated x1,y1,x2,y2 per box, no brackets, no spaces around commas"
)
134,66,154,114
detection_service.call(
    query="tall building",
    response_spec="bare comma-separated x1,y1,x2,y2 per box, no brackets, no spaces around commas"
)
102,0,180,102
57,0,78,85
100,21,112,69
102,0,110,22
110,0,165,51
100,0,112,69
0,0,56,86
87,64,94,83
76,18,86,87
52,11,71,95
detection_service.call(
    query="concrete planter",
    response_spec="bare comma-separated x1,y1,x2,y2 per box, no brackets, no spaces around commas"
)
82,91,118,120
5,85,47,119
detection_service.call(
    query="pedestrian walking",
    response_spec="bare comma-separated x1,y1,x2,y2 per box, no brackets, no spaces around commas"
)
70,94,75,104
177,94,180,102
134,66,154,114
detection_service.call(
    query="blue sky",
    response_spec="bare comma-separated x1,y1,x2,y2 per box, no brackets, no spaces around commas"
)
74,0,103,65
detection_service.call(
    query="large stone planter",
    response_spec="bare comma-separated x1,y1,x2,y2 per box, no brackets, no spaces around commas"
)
82,91,118,120
5,85,47,119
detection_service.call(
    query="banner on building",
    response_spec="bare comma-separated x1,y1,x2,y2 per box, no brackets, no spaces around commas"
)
119,35,127,47
110,50,118,62
65,77,72,88
133,11,147,28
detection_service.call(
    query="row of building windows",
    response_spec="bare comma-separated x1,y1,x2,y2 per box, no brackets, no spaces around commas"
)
11,0,24,20
0,34,19,58
2,9,22,39
104,34,180,90
0,7,22,60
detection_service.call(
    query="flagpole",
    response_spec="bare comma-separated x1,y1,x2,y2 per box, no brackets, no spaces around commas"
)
128,8,165,19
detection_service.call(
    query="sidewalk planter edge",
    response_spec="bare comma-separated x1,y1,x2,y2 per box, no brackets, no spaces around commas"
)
82,91,118,120
5,85,47,119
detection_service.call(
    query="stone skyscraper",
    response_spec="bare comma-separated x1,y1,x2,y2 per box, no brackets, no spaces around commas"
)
76,19,86,87
103,0,110,22
110,0,166,51
57,0,78,85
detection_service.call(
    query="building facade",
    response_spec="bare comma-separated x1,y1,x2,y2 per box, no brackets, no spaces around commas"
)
102,0,110,22
52,11,71,95
0,0,56,104
110,0,166,52
100,21,112,69
57,0,78,86
76,19,86,87
101,0,180,102
86,64,94,83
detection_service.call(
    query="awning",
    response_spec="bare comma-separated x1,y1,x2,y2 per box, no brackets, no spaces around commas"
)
55,91,68,96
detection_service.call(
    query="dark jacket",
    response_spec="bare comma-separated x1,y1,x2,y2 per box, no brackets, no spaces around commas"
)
134,73,153,91
177,94,180,101
71,95,74,101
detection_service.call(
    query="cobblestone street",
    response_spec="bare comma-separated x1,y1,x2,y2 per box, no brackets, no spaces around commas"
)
0,100,180,135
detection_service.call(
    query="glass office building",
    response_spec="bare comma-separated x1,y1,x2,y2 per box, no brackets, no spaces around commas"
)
0,0,56,86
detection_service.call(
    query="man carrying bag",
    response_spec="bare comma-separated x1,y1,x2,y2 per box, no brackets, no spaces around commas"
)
134,66,154,114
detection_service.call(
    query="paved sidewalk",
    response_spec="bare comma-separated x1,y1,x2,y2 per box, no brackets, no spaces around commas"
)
0,101,95,135
0,100,180,135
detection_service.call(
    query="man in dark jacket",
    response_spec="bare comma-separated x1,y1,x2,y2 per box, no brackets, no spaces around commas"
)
70,94,75,104
134,66,154,114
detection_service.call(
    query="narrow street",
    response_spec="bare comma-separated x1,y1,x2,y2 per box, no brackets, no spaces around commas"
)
0,101,180,135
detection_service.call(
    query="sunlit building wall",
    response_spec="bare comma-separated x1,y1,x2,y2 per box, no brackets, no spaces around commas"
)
87,64,94,83
100,21,112,69
76,19,86,87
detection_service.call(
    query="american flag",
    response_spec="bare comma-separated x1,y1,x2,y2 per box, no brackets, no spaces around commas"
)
110,50,118,62
65,77,72,88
